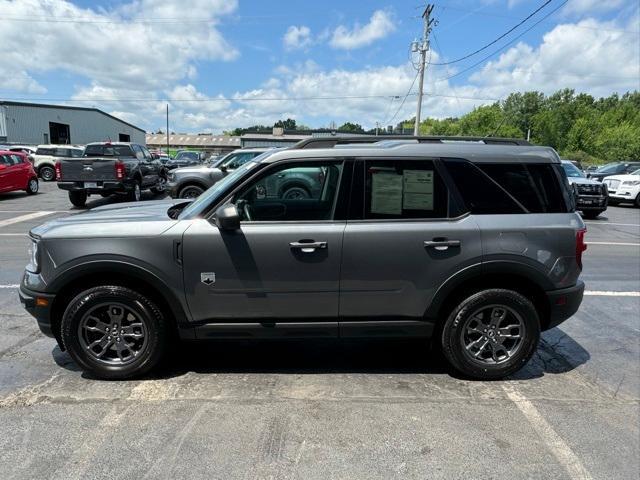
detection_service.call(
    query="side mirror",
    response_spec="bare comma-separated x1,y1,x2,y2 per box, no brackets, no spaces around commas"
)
213,204,240,231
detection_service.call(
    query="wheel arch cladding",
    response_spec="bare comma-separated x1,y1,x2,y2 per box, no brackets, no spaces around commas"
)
426,264,551,331
49,264,190,349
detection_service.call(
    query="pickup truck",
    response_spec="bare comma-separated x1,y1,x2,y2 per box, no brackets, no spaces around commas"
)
56,142,167,207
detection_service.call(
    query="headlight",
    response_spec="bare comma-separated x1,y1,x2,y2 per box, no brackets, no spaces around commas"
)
27,238,40,273
167,172,176,181
622,180,640,186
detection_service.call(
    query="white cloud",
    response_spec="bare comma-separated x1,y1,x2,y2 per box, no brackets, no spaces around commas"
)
468,18,640,99
283,25,313,50
330,10,396,50
0,0,238,93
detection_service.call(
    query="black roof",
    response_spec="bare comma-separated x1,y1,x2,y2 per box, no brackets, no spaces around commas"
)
0,100,145,133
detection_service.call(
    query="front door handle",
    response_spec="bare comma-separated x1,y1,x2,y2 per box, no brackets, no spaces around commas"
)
289,241,327,253
424,239,461,251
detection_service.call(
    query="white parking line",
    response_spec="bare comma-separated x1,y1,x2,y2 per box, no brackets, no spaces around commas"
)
584,291,640,297
0,285,20,289
0,211,55,228
0,233,28,236
503,385,593,480
587,242,640,247
0,210,71,213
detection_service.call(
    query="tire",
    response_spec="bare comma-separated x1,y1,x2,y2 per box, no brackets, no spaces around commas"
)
39,165,56,182
150,175,167,195
280,185,310,200
608,199,619,206
441,289,540,380
635,193,640,208
25,177,39,195
582,210,602,219
129,180,142,202
68,190,87,207
60,286,167,379
99,192,111,198
178,184,205,199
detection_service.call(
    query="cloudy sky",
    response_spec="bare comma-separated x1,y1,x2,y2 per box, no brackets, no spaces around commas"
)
0,0,638,133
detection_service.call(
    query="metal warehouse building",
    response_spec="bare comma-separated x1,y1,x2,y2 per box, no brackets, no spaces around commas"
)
0,101,145,146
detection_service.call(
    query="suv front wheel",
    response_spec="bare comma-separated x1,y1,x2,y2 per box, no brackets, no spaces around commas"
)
61,286,167,379
441,289,540,380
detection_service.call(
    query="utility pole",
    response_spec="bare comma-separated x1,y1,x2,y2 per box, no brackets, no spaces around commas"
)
413,4,435,136
166,104,170,155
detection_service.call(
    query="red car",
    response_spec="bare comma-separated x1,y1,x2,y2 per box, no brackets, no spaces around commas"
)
0,150,39,195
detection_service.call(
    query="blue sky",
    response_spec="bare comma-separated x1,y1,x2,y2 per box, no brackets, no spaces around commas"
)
1,0,638,133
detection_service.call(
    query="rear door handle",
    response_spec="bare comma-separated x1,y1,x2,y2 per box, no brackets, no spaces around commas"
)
289,241,327,252
424,239,461,250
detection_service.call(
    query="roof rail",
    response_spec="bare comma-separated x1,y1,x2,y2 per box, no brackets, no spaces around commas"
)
292,135,531,149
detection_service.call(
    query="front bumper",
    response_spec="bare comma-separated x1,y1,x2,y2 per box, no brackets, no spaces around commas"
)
608,189,639,202
544,280,585,330
19,284,56,338
576,194,607,211
167,180,180,198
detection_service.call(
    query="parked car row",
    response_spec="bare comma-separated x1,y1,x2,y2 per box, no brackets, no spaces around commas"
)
0,150,39,195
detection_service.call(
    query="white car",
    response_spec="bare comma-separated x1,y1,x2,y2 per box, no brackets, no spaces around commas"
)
30,145,84,181
603,168,640,207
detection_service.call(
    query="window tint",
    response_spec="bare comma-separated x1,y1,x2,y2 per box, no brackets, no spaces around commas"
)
444,160,568,214
53,148,68,157
0,155,10,166
363,160,448,219
11,154,25,165
84,145,133,157
561,162,584,178
479,163,567,213
70,149,83,158
444,160,523,214
36,148,54,156
224,152,260,170
234,161,343,222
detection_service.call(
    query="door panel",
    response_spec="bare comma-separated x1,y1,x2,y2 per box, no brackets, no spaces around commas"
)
182,219,345,322
339,217,481,319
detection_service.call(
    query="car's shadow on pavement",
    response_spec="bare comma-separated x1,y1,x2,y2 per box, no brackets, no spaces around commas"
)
70,191,169,211
52,327,590,381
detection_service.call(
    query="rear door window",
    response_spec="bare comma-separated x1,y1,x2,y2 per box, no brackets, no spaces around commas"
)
362,160,449,219
35,148,54,156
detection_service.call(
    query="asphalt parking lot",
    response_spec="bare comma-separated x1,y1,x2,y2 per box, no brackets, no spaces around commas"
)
0,182,638,479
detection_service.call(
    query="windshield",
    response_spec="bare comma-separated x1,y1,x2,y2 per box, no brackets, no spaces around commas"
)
178,160,260,219
176,151,199,161
561,161,584,178
595,163,621,174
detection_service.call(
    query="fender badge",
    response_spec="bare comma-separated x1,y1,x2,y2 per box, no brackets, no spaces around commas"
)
200,272,215,285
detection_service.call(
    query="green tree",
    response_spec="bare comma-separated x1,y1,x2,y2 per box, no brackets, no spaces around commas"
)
274,118,297,130
338,122,365,133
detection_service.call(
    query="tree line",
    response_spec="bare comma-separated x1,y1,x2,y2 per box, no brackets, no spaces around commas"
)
402,89,640,165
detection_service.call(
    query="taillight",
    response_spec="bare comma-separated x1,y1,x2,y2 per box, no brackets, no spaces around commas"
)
115,160,125,180
576,228,587,270
55,161,62,180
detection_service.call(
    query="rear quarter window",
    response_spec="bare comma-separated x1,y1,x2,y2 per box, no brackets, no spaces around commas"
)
443,160,568,214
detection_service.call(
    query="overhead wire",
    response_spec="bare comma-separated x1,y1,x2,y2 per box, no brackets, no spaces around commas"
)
428,0,553,66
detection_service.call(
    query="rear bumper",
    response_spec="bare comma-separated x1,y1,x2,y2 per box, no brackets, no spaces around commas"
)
19,284,56,338
58,180,133,194
544,280,585,330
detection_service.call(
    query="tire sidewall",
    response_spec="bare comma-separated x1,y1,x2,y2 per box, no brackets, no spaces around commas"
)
61,286,166,379
27,178,39,194
441,289,540,380
40,165,55,181
179,185,204,199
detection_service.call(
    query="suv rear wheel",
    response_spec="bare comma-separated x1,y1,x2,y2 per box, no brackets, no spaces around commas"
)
441,289,540,380
60,286,167,379
39,165,56,182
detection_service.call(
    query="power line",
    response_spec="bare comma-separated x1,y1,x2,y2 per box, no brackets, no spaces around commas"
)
0,91,503,104
433,0,570,84
429,0,553,66
434,2,639,35
384,70,420,126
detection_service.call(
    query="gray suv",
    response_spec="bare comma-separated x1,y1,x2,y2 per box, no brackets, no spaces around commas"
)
19,137,586,380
